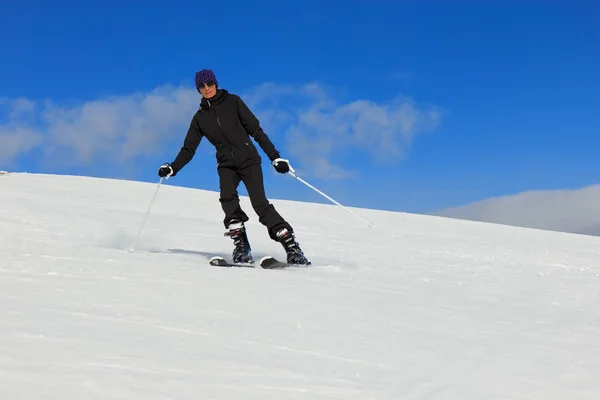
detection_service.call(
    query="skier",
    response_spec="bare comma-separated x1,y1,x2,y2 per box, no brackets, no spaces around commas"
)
158,69,310,265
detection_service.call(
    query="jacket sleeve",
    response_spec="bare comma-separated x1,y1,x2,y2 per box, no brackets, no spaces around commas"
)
235,95,280,161
170,114,204,174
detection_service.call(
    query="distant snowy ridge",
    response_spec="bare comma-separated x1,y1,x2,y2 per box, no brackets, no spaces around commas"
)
434,183,600,237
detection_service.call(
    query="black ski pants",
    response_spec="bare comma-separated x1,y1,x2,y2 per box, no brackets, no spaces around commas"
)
218,163,292,241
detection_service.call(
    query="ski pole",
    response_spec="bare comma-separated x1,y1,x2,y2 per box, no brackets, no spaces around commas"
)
286,165,373,228
130,177,164,251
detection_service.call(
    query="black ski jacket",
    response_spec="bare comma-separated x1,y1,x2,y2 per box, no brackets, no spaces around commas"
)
170,89,280,174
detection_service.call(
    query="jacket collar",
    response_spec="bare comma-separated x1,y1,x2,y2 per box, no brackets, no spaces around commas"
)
200,89,228,109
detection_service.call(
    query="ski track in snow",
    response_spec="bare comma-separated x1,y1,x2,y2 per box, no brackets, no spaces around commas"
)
1,172,600,399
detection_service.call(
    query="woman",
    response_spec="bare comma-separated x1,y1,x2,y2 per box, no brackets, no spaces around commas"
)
158,69,310,265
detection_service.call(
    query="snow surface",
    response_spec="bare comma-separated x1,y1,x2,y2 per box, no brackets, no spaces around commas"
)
1,172,599,399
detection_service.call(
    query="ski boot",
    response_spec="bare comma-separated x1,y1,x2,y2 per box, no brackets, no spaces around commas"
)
224,220,253,263
276,228,310,265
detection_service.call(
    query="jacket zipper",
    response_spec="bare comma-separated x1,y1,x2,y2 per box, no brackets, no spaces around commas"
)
207,99,235,163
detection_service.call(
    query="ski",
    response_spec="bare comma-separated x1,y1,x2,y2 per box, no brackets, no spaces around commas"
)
259,256,310,269
208,255,310,269
209,256,255,268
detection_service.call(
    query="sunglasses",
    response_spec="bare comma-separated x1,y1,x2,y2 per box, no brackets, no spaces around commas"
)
198,81,216,89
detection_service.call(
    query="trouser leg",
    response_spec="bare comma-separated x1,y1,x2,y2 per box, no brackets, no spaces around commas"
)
218,166,249,228
238,163,292,240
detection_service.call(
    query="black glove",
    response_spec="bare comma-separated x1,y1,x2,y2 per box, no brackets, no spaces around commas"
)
158,163,174,178
271,158,290,174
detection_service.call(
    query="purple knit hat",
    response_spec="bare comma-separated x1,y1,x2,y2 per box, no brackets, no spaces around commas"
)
195,69,217,91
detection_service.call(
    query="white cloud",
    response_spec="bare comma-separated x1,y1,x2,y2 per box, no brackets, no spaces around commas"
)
0,98,43,162
0,126,43,162
245,82,443,179
434,185,600,236
0,86,199,167
0,82,442,177
42,86,199,165
8,98,36,119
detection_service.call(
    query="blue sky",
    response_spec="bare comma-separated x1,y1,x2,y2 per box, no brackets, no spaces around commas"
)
1,0,599,215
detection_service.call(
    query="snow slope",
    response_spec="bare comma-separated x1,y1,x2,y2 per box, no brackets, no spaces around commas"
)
1,172,599,399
